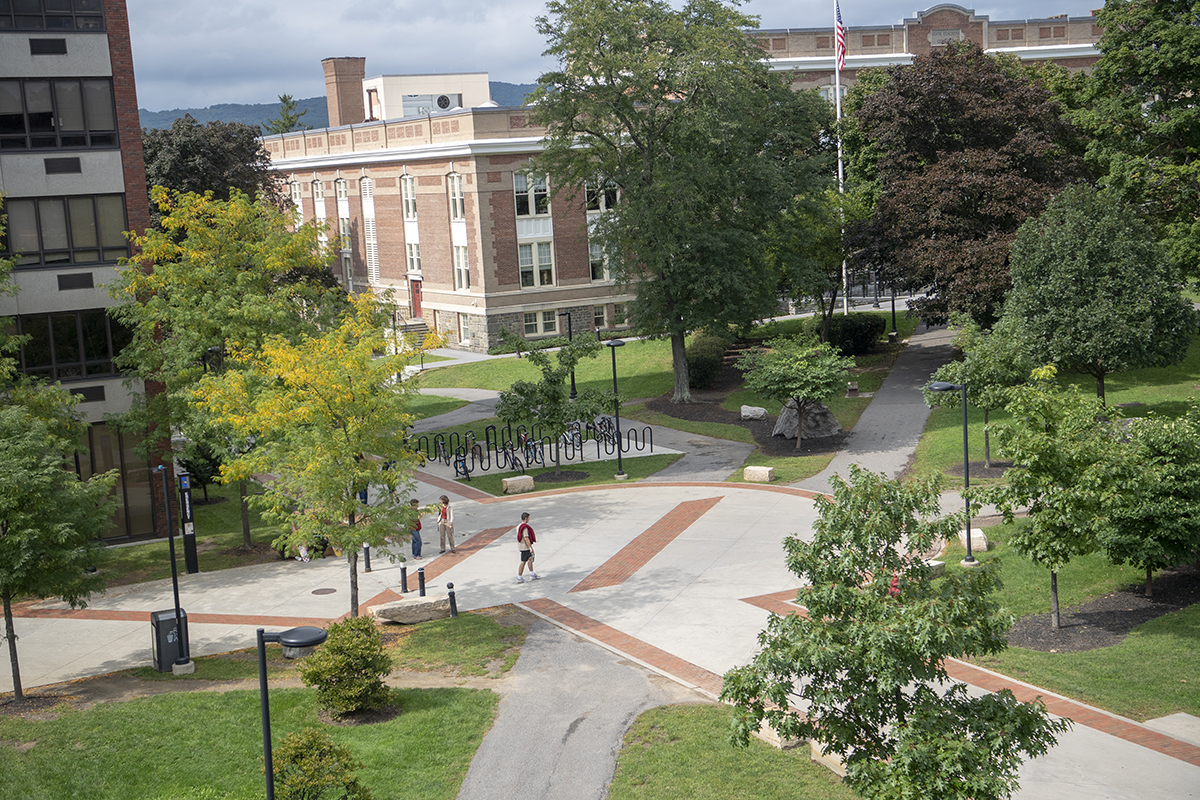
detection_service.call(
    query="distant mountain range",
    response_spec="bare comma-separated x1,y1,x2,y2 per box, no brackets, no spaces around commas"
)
138,82,538,131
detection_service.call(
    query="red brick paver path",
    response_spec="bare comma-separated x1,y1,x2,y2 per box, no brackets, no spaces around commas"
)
568,496,723,593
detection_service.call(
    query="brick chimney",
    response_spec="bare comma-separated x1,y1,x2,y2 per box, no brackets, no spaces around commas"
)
322,57,366,127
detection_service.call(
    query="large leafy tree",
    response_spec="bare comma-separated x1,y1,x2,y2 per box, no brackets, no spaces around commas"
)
736,335,853,449
142,114,283,207
1080,0,1200,276
529,0,833,402
1004,184,1193,403
848,42,1082,325
1099,410,1200,597
924,314,1032,467
196,294,426,617
981,367,1123,630
494,333,612,473
0,383,119,700
723,467,1067,800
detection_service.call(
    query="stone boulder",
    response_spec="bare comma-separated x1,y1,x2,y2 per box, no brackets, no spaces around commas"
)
743,465,775,483
741,405,768,421
369,594,451,624
772,400,843,440
502,475,535,494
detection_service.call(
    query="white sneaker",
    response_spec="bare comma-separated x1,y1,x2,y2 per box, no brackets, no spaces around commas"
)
529,572,540,580
516,576,526,584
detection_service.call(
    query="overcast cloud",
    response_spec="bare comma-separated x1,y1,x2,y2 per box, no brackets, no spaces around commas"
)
125,0,1100,112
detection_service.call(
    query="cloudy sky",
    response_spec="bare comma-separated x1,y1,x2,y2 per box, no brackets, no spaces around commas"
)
125,0,1100,112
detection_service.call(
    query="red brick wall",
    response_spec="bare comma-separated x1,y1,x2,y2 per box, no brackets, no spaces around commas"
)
487,163,520,288
105,0,150,239
552,185,590,282
907,9,985,56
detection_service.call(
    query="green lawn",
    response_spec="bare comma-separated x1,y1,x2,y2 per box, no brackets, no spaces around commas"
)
459,453,684,496
942,522,1199,721
390,614,526,676
408,393,469,421
608,704,857,800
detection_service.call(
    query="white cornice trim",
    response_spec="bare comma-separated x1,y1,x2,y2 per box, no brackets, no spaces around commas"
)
767,54,915,72
985,43,1100,60
268,136,547,171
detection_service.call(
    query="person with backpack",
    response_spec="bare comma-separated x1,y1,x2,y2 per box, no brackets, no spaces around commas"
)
516,512,539,583
438,495,456,553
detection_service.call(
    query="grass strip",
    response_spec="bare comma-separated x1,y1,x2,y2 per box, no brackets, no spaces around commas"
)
389,614,526,676
460,453,684,496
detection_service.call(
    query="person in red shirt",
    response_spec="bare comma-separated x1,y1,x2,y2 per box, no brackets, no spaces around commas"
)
516,512,539,583
408,498,423,560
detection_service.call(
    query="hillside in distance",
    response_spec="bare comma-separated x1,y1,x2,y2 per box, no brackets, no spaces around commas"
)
139,82,537,131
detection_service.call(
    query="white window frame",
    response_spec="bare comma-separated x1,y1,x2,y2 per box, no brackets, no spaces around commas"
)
312,179,324,201
290,181,302,204
361,177,379,285
518,241,555,289
523,310,558,336
406,242,422,274
448,173,466,221
458,313,470,342
586,180,619,213
514,173,550,218
453,245,470,290
335,178,348,199
401,174,417,220
612,303,627,326
589,242,610,282
593,305,606,330
338,217,350,240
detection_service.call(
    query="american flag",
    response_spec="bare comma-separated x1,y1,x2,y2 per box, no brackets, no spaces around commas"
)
835,1,846,72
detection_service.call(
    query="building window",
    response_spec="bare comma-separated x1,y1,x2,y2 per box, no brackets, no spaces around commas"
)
312,180,324,201
401,174,416,219
589,242,609,281
16,308,130,382
453,245,470,290
996,29,1009,41
2,194,128,267
862,34,875,47
458,313,470,342
819,85,847,104
514,173,549,217
335,178,348,199
448,173,466,221
1011,28,1024,40
523,311,558,336
0,78,116,150
0,0,105,32
877,34,890,46
816,36,831,49
594,305,606,329
518,241,555,288
290,181,302,204
406,242,422,273
586,180,618,212
612,303,627,326
338,217,350,240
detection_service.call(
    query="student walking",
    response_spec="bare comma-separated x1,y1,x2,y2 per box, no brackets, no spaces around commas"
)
438,495,456,554
409,498,423,560
516,512,539,583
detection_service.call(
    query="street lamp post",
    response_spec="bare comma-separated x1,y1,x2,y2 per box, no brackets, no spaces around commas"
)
156,464,192,670
557,310,577,399
605,339,627,480
258,626,328,800
928,381,976,566
890,288,898,343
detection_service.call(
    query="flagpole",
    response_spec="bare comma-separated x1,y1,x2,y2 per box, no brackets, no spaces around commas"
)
835,0,848,316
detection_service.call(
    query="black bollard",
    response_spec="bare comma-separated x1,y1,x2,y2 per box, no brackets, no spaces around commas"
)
447,583,458,618
362,544,371,573
400,565,408,594
418,567,426,597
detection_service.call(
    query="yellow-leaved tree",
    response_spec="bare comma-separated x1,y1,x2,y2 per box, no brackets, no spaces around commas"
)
196,293,428,616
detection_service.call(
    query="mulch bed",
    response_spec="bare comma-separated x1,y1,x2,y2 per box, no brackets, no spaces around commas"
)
1006,562,1200,653
534,470,590,484
0,694,73,718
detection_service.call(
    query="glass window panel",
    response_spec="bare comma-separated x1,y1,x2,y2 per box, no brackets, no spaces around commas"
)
110,316,133,357
594,306,606,328
75,0,103,11
82,80,114,131
0,81,23,136
52,311,81,369
24,81,52,132
15,16,45,30
20,315,52,369
542,311,557,333
537,242,553,286
68,196,97,247
44,15,72,28
38,197,68,250
96,195,125,248
6,199,39,254
523,312,538,335
73,250,99,263
518,243,534,287
60,133,86,147
46,0,72,10
55,80,84,131
14,0,39,13
80,309,108,362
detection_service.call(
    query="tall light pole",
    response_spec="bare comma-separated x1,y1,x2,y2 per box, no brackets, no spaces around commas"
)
258,626,328,799
156,464,192,670
605,339,627,480
557,310,577,399
928,381,976,566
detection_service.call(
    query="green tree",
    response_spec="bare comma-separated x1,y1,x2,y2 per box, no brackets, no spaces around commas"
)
0,382,119,699
848,42,1082,325
1099,410,1200,598
494,332,612,473
529,0,834,402
723,466,1067,800
263,94,311,134
1080,0,1200,277
981,366,1122,629
142,114,283,207
1004,184,1194,403
197,294,425,617
298,615,392,718
924,314,1032,467
736,335,853,449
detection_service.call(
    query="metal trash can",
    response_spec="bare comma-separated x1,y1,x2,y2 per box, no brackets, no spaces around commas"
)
150,609,188,672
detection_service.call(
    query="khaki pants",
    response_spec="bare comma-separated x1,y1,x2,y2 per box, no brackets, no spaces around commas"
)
438,520,455,552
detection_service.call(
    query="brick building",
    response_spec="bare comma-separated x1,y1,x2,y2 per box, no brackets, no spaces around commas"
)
0,0,162,539
263,61,634,353
751,4,1102,99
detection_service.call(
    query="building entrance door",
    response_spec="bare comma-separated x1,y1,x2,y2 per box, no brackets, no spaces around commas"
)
410,279,423,317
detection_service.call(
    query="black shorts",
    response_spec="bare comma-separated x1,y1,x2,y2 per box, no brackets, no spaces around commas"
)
521,550,533,562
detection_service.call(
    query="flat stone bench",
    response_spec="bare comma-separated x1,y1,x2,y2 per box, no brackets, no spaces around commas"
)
743,465,775,483
502,475,535,494
369,594,451,624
